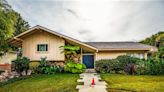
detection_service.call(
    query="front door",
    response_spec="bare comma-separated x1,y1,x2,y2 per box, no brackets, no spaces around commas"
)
82,55,94,68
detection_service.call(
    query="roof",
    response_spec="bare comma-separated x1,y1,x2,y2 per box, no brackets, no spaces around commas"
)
85,42,157,51
9,25,157,52
9,25,97,51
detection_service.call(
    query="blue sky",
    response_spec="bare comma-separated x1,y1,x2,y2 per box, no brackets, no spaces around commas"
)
7,0,164,42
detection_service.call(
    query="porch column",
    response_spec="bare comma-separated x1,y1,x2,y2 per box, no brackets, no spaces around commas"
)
144,52,147,60
94,52,97,69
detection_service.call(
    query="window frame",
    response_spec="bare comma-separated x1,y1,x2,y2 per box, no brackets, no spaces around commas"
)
37,44,48,52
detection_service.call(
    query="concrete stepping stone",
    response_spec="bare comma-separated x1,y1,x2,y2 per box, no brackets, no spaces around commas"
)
79,86,107,92
77,79,84,83
76,73,107,92
96,81,107,85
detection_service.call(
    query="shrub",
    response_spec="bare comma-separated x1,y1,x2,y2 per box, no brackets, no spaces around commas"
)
33,57,64,74
136,58,164,75
12,57,30,76
40,65,64,74
116,55,139,67
95,55,164,75
95,59,121,73
64,61,86,73
95,59,111,73
116,55,141,74
95,55,143,74
39,57,48,67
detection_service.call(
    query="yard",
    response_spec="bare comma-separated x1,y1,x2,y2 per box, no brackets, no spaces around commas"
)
101,74,164,92
0,73,164,92
0,73,78,92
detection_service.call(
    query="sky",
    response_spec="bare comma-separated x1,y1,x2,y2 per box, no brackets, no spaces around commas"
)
7,0,164,42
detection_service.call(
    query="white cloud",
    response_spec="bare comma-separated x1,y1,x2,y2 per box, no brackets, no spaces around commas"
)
7,0,164,41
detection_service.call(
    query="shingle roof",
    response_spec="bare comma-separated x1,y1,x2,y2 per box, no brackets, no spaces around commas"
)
85,42,156,51
9,25,97,51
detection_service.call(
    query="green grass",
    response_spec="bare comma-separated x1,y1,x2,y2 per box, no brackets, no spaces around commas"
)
0,73,78,92
101,74,164,92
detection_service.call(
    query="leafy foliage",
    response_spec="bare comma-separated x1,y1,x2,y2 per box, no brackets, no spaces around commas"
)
59,45,80,61
0,0,29,55
12,57,30,75
33,57,64,74
40,66,63,75
116,55,141,74
13,12,30,36
64,60,86,73
140,31,164,46
140,31,164,59
95,56,138,74
60,45,80,55
39,57,48,67
95,59,112,73
95,55,164,75
136,58,164,75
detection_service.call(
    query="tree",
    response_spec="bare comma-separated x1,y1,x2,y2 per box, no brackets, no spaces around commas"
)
140,31,164,59
0,0,11,11
0,1,16,55
59,45,80,62
14,12,30,36
0,0,30,55
140,31,164,46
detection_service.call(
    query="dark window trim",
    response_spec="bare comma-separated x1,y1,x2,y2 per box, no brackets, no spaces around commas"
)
37,44,48,52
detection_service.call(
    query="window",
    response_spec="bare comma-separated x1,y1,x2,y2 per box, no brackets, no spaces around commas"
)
37,44,48,51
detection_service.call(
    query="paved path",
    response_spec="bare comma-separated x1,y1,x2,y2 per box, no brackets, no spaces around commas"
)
76,73,107,92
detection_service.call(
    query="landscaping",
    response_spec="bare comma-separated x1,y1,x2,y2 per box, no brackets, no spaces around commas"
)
101,74,164,92
0,73,78,92
95,55,164,92
95,55,164,75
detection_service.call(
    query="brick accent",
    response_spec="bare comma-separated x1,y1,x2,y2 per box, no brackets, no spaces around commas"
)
0,64,11,72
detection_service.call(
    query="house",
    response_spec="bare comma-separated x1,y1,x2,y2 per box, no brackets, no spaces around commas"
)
9,25,157,69
0,52,17,71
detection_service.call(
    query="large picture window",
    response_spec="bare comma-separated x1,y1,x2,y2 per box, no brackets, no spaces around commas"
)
37,44,48,51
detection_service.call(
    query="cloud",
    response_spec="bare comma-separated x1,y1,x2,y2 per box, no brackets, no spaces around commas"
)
7,0,164,42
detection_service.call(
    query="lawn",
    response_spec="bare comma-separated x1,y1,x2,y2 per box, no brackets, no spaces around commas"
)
101,74,164,92
0,73,79,92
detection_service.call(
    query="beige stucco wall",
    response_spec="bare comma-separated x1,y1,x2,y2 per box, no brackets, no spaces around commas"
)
96,51,126,60
0,52,17,64
22,30,65,61
96,51,147,60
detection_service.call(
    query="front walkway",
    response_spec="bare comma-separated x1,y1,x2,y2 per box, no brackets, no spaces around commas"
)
76,73,107,92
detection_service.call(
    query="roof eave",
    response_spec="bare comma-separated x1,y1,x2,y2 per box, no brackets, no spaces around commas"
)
9,25,98,51
98,48,151,51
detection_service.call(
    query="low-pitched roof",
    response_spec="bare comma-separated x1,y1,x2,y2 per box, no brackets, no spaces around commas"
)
9,25,97,51
85,42,157,51
9,25,157,52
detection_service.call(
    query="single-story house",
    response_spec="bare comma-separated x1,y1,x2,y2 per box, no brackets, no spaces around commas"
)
0,52,17,71
9,25,157,69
